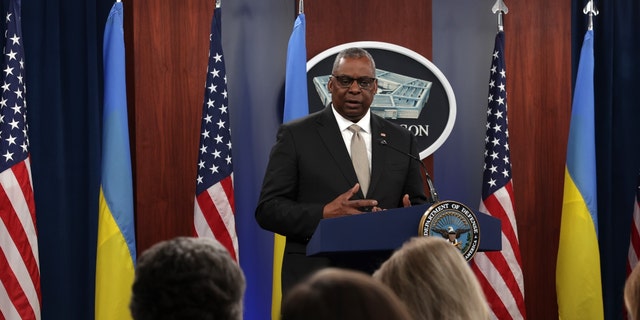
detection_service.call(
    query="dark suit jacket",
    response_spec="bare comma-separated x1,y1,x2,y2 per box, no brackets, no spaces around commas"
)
255,106,427,291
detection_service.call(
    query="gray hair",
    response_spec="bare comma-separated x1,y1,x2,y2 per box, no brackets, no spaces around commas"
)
331,47,376,74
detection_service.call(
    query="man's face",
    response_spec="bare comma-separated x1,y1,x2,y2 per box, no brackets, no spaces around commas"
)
328,56,378,122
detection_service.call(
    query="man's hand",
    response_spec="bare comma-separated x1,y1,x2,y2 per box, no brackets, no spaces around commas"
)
402,194,411,207
322,184,378,218
371,193,411,212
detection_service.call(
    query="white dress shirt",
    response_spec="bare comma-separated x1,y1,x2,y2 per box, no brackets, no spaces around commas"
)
331,105,372,171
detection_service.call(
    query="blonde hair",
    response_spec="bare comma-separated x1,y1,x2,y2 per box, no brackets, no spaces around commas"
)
625,263,640,320
373,236,490,320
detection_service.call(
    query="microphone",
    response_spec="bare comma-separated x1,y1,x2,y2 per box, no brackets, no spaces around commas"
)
379,138,439,204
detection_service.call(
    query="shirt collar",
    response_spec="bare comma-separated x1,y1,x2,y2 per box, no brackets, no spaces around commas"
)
331,104,372,134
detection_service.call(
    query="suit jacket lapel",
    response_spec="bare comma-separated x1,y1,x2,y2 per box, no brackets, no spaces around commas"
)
369,115,388,197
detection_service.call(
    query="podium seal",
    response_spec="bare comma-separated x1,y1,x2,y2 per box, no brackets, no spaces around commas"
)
418,200,480,261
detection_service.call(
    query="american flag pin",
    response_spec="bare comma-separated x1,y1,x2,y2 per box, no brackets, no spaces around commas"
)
380,133,386,137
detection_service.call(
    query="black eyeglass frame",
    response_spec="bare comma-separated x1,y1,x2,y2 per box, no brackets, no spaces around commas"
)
330,74,377,90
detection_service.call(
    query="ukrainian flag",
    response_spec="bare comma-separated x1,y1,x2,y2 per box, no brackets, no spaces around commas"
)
95,3,137,319
272,11,308,320
556,29,603,320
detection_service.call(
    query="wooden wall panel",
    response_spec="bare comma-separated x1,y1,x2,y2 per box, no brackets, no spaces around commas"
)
506,1,571,318
128,0,214,252
304,1,432,59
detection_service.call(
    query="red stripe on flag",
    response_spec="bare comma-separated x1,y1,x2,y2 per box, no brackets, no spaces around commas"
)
10,161,40,296
481,190,526,315
471,260,511,319
13,162,37,228
220,174,235,213
0,186,40,293
0,248,35,320
483,250,524,311
629,222,640,272
484,186,524,264
0,164,40,311
195,186,236,260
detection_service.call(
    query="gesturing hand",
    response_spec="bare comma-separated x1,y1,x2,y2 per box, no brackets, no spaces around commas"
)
322,183,378,219
371,193,411,212
402,194,411,207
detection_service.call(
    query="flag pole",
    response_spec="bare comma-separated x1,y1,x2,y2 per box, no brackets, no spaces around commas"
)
298,0,304,14
583,0,599,31
491,0,508,32
216,0,221,9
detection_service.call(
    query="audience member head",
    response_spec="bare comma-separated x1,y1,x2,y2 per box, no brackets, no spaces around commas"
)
373,236,490,320
281,267,412,320
625,263,640,320
130,236,245,320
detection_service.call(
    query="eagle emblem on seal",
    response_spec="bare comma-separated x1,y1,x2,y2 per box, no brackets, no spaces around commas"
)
433,226,470,248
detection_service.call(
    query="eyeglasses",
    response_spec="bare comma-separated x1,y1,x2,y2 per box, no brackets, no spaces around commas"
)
331,75,377,90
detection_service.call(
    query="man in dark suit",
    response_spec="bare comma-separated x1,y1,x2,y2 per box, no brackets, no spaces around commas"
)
255,47,428,292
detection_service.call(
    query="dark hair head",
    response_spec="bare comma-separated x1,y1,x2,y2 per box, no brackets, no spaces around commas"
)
281,268,412,320
130,237,245,320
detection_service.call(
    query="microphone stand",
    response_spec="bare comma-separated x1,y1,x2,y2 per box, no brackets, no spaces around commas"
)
379,139,439,204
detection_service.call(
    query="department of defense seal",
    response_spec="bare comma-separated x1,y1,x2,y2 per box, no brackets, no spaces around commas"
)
418,200,480,261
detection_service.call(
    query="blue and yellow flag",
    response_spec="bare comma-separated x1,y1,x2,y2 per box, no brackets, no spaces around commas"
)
272,11,308,320
556,29,603,320
95,2,137,319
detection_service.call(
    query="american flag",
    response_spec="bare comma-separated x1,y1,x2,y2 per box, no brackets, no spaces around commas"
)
627,174,640,274
193,4,238,262
469,31,526,320
0,0,41,319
